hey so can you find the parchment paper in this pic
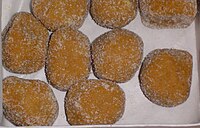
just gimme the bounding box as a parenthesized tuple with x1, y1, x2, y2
(1, 0, 200, 127)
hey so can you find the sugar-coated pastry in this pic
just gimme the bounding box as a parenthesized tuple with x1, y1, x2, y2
(139, 49, 192, 107)
(2, 12, 48, 74)
(90, 0, 137, 29)
(65, 79, 125, 125)
(139, 0, 197, 29)
(46, 27, 90, 91)
(3, 76, 58, 126)
(91, 29, 143, 83)
(32, 0, 88, 31)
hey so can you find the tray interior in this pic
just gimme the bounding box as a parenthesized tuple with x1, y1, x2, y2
(1, 0, 200, 126)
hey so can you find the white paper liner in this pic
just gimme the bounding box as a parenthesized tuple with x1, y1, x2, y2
(1, 0, 200, 127)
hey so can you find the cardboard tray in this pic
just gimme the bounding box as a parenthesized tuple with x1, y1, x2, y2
(1, 0, 200, 127)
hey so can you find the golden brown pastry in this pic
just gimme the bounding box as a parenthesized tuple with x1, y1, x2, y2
(31, 0, 88, 31)
(90, 0, 137, 29)
(3, 76, 58, 126)
(139, 49, 192, 107)
(139, 0, 197, 29)
(46, 27, 90, 91)
(2, 12, 48, 74)
(65, 79, 125, 125)
(91, 29, 143, 83)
